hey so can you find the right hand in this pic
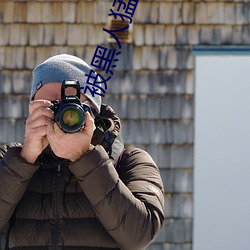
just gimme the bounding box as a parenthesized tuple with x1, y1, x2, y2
(20, 100, 54, 164)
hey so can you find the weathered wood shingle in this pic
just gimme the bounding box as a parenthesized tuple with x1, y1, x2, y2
(0, 24, 9, 45)
(14, 2, 27, 23)
(27, 2, 42, 23)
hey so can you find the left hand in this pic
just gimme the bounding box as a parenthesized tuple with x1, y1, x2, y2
(46, 112, 95, 162)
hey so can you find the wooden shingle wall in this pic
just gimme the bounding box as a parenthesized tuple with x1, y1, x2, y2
(0, 1, 249, 249)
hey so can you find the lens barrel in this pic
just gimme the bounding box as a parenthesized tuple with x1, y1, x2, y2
(55, 103, 85, 133)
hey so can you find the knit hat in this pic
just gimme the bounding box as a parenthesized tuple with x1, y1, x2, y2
(30, 54, 102, 113)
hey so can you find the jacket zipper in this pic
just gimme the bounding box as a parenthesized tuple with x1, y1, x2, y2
(52, 161, 62, 250)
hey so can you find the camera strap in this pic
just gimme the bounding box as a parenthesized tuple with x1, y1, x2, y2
(93, 111, 113, 160)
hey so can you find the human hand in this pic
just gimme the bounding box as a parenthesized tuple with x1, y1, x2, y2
(21, 100, 54, 164)
(46, 112, 95, 162)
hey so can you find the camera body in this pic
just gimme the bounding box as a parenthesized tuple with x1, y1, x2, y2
(50, 80, 92, 133)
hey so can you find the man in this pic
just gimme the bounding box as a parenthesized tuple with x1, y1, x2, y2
(0, 54, 164, 250)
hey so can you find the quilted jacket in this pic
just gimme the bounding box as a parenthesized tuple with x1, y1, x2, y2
(0, 104, 164, 250)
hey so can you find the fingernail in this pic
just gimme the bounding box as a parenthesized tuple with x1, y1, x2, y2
(44, 100, 51, 105)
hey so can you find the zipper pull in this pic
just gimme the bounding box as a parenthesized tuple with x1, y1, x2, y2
(57, 163, 61, 176)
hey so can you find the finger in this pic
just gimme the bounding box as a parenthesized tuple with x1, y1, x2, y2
(53, 122, 65, 137)
(26, 125, 48, 138)
(46, 121, 55, 138)
(29, 100, 52, 114)
(26, 115, 54, 129)
(47, 122, 65, 142)
(28, 106, 54, 123)
(83, 112, 95, 135)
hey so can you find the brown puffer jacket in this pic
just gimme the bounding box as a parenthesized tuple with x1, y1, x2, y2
(0, 104, 164, 250)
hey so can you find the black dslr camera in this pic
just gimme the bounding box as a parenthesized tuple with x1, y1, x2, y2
(50, 80, 92, 133)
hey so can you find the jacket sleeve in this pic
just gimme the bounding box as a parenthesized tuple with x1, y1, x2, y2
(0, 143, 39, 235)
(69, 145, 164, 250)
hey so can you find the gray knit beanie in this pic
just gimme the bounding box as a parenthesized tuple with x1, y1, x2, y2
(30, 54, 102, 113)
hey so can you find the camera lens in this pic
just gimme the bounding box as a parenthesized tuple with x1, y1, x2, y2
(55, 104, 85, 133)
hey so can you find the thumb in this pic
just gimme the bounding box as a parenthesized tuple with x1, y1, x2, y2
(46, 122, 55, 137)
(83, 112, 95, 136)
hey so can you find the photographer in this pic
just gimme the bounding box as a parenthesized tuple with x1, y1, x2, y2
(0, 54, 164, 250)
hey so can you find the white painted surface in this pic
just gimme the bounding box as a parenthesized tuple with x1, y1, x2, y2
(194, 55, 250, 250)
